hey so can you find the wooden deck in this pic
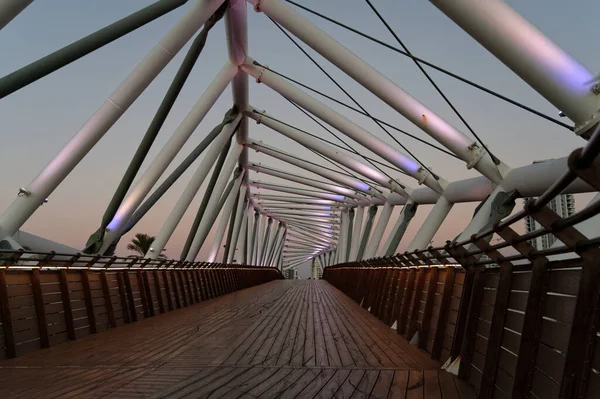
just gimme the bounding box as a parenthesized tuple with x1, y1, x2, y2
(0, 280, 474, 398)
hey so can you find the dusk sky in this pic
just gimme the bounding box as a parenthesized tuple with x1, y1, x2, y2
(1, 0, 598, 277)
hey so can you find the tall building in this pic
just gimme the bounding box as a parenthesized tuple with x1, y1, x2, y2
(524, 193, 575, 250)
(283, 267, 299, 280)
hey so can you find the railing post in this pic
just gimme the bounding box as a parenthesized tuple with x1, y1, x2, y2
(0, 270, 16, 358)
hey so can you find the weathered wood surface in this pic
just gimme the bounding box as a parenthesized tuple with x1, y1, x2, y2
(0, 280, 471, 398)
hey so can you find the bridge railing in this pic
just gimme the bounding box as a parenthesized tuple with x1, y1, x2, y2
(0, 259, 283, 360)
(324, 134, 600, 399)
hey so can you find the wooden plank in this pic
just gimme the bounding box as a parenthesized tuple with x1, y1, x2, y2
(419, 267, 439, 350)
(432, 266, 455, 360)
(184, 271, 195, 305)
(170, 270, 181, 309)
(406, 370, 424, 399)
(30, 270, 49, 349)
(80, 271, 97, 334)
(437, 371, 460, 399)
(398, 269, 416, 335)
(116, 271, 131, 324)
(122, 272, 137, 322)
(58, 270, 76, 340)
(161, 270, 174, 311)
(153, 270, 165, 314)
(458, 266, 486, 379)
(424, 370, 442, 399)
(407, 267, 427, 339)
(190, 270, 200, 304)
(142, 271, 155, 317)
(479, 263, 513, 397)
(0, 271, 16, 358)
(177, 272, 188, 307)
(512, 258, 549, 398)
(99, 271, 116, 328)
(559, 257, 599, 399)
(136, 271, 150, 318)
(451, 265, 476, 360)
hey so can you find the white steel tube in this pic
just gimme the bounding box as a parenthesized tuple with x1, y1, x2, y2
(381, 201, 416, 256)
(260, 210, 338, 218)
(270, 227, 287, 267)
(349, 206, 365, 261)
(363, 202, 394, 259)
(248, 211, 259, 264)
(268, 215, 339, 224)
(147, 114, 242, 258)
(247, 108, 410, 197)
(254, 214, 265, 265)
(246, 141, 378, 198)
(225, 0, 249, 166)
(258, 218, 273, 265)
(243, 63, 447, 191)
(207, 170, 245, 262)
(407, 196, 453, 251)
(244, 1, 505, 183)
(233, 204, 249, 263)
(248, 181, 350, 202)
(248, 163, 361, 198)
(338, 210, 348, 263)
(257, 203, 335, 211)
(185, 142, 244, 261)
(288, 231, 333, 247)
(102, 64, 237, 253)
(228, 186, 248, 262)
(265, 223, 282, 265)
(430, 0, 597, 135)
(0, 1, 227, 237)
(250, 194, 340, 205)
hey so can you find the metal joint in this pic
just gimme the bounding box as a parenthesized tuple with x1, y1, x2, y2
(17, 187, 31, 197)
(466, 142, 485, 170)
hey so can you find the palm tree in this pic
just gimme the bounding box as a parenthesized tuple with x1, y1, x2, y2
(127, 233, 166, 258)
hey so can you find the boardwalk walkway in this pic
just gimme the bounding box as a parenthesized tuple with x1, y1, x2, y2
(0, 280, 474, 398)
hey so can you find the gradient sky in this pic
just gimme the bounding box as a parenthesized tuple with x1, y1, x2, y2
(1, 0, 598, 277)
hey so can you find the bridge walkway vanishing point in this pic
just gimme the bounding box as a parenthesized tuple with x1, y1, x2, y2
(0, 279, 474, 398)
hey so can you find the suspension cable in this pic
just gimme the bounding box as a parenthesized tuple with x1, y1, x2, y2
(283, 101, 408, 176)
(253, 61, 459, 160)
(284, 0, 573, 131)
(270, 19, 439, 180)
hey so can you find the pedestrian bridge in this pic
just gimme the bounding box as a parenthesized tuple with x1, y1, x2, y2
(1, 0, 600, 398)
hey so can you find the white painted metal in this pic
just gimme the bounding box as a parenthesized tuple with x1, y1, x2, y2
(0, 0, 228, 238)
(101, 64, 237, 254)
(233, 204, 250, 263)
(146, 114, 242, 258)
(242, 61, 446, 192)
(245, 0, 507, 183)
(248, 180, 351, 202)
(407, 196, 453, 251)
(247, 163, 363, 199)
(381, 201, 416, 256)
(228, 186, 248, 262)
(348, 206, 365, 261)
(430, 0, 598, 135)
(250, 194, 342, 205)
(246, 141, 380, 199)
(185, 143, 244, 261)
(363, 202, 394, 259)
(246, 108, 410, 197)
(207, 170, 246, 262)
